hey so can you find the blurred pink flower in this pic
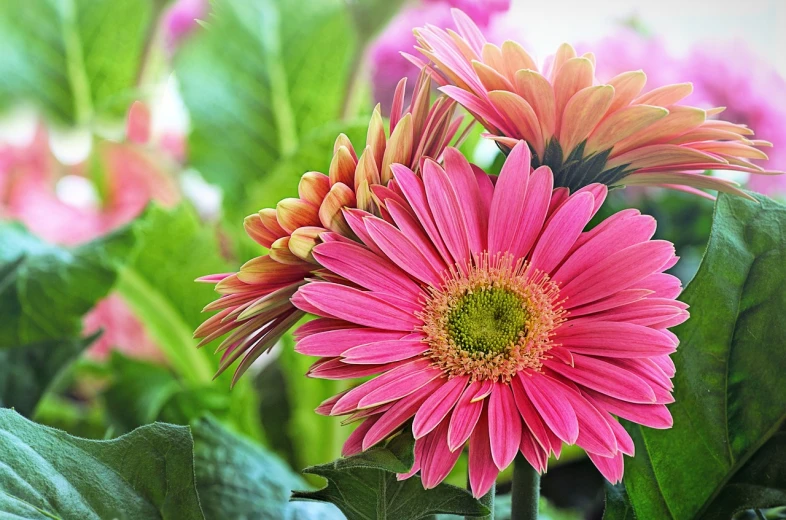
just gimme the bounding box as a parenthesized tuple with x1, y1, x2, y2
(162, 0, 208, 51)
(583, 30, 786, 196)
(0, 103, 179, 360)
(682, 43, 786, 196)
(370, 0, 511, 114)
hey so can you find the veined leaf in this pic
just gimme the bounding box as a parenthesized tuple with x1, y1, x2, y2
(293, 430, 490, 520)
(175, 0, 358, 202)
(605, 192, 786, 519)
(0, 222, 135, 415)
(0, 0, 154, 125)
(0, 409, 204, 520)
(192, 415, 343, 519)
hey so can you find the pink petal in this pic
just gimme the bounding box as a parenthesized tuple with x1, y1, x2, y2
(444, 148, 487, 253)
(312, 241, 421, 298)
(555, 212, 656, 284)
(651, 354, 676, 377)
(297, 282, 420, 330)
(519, 428, 549, 473)
(412, 375, 468, 439)
(418, 416, 463, 489)
(296, 328, 406, 357)
(390, 163, 453, 266)
(343, 208, 386, 257)
(386, 200, 448, 274)
(468, 406, 500, 498)
(488, 383, 522, 470)
(488, 141, 532, 257)
(423, 159, 471, 266)
(568, 289, 654, 318)
(309, 358, 401, 380)
(358, 366, 442, 409)
(519, 373, 579, 444)
(364, 214, 444, 286)
(529, 192, 595, 274)
(448, 381, 488, 451)
(606, 413, 635, 456)
(472, 164, 495, 215)
(559, 241, 676, 308)
(555, 321, 677, 358)
(363, 378, 443, 450)
(343, 416, 379, 456)
(508, 165, 554, 260)
(585, 390, 673, 429)
(510, 376, 553, 453)
(639, 273, 683, 299)
(588, 450, 625, 484)
(566, 389, 618, 457)
(294, 317, 351, 339)
(331, 359, 430, 415)
(545, 354, 657, 403)
(341, 337, 428, 364)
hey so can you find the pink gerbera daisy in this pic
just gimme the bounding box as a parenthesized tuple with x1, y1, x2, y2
(408, 9, 781, 198)
(292, 141, 686, 497)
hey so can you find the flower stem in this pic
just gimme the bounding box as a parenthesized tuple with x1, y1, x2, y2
(511, 454, 540, 520)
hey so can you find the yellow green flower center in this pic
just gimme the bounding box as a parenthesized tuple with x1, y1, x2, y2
(420, 254, 565, 383)
(446, 288, 529, 356)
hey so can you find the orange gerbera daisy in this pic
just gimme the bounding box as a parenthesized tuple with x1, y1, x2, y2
(408, 9, 781, 197)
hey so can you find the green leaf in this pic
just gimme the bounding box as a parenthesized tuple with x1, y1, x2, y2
(0, 0, 155, 125)
(0, 333, 98, 417)
(0, 408, 204, 520)
(115, 204, 265, 441)
(0, 222, 136, 348)
(192, 415, 342, 519)
(293, 430, 491, 520)
(175, 0, 358, 202)
(606, 192, 786, 519)
(0, 223, 135, 416)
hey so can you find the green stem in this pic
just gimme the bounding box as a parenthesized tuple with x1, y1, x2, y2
(511, 454, 539, 520)
(115, 266, 214, 384)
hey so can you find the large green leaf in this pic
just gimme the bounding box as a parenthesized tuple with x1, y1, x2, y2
(293, 430, 490, 520)
(192, 415, 342, 519)
(175, 0, 358, 202)
(0, 223, 135, 415)
(0, 408, 204, 520)
(115, 204, 264, 441)
(605, 192, 786, 519)
(0, 0, 155, 125)
(0, 333, 98, 417)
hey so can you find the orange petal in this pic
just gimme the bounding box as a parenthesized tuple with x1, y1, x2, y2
(259, 208, 287, 237)
(298, 171, 331, 206)
(354, 146, 381, 191)
(611, 106, 706, 157)
(481, 43, 505, 75)
(276, 198, 320, 234)
(290, 226, 329, 263)
(553, 57, 594, 135)
(691, 141, 769, 160)
(488, 90, 544, 157)
(329, 145, 358, 186)
(559, 85, 614, 154)
(381, 113, 414, 182)
(550, 43, 578, 81)
(634, 83, 693, 107)
(448, 29, 481, 62)
(501, 40, 537, 80)
(607, 144, 727, 171)
(606, 70, 647, 114)
(356, 179, 375, 213)
(472, 60, 515, 92)
(619, 171, 754, 200)
(236, 255, 312, 285)
(586, 105, 669, 154)
(366, 105, 387, 168)
(514, 69, 557, 141)
(244, 213, 278, 248)
(269, 236, 304, 265)
(667, 128, 747, 145)
(319, 182, 357, 235)
(701, 120, 755, 136)
(333, 133, 357, 160)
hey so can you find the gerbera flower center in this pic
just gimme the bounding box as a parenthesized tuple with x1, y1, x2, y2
(446, 288, 529, 356)
(420, 255, 565, 383)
